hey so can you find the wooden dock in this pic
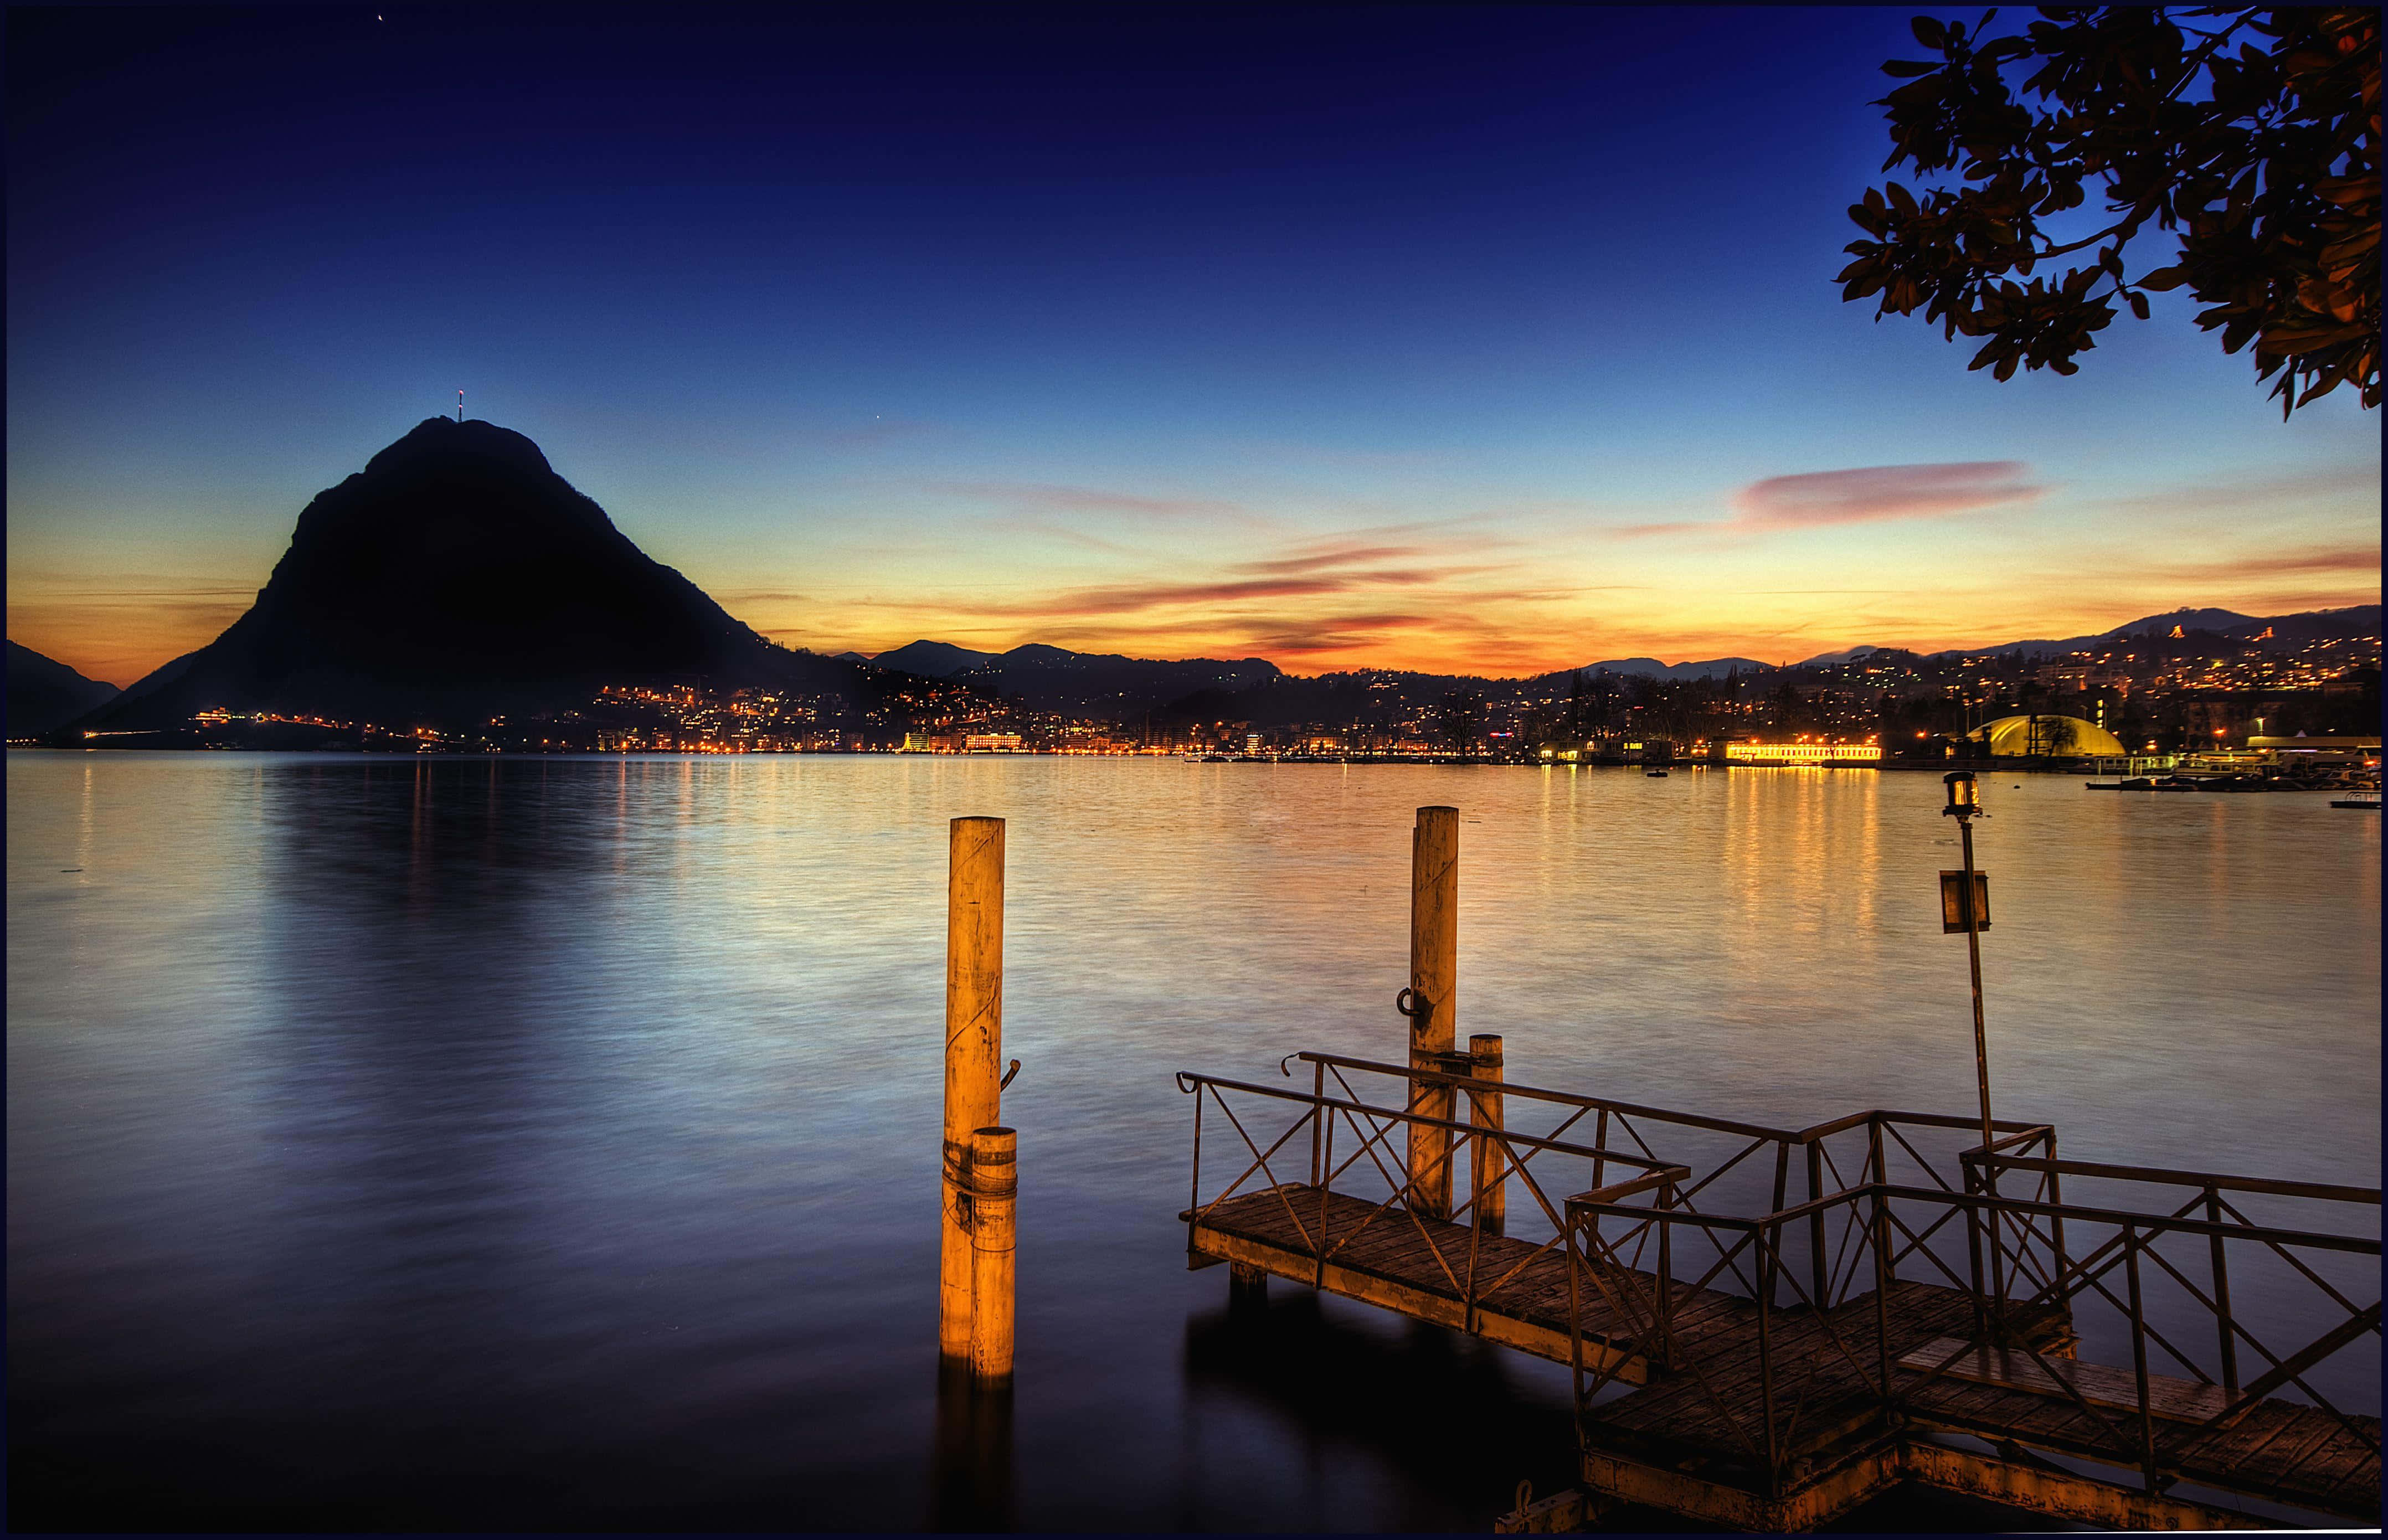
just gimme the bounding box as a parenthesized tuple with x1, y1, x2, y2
(1177, 1051, 2382, 1531)
(1192, 1183, 1735, 1379)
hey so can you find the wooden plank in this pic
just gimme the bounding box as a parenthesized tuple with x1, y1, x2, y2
(2318, 1442, 2385, 1506)
(2237, 1412, 2374, 1500)
(1897, 1335, 2231, 1423)
(1187, 1219, 1654, 1381)
(2168, 1397, 2304, 1470)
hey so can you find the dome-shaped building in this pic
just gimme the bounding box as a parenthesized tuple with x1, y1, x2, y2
(1970, 714, 2126, 758)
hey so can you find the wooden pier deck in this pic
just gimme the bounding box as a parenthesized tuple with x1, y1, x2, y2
(1198, 1183, 2379, 1528)
(1178, 1054, 2381, 1531)
(1191, 1184, 1730, 1379)
(1900, 1358, 2381, 1523)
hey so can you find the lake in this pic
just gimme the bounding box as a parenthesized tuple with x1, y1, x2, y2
(7, 752, 2379, 1529)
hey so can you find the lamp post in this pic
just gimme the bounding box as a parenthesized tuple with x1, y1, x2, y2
(1942, 771, 1993, 1153)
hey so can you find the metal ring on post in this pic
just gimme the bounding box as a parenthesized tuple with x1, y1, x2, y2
(1395, 986, 1422, 1019)
(1000, 1058, 1022, 1090)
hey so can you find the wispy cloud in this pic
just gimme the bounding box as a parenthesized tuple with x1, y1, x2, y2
(1612, 461, 2046, 539)
(1733, 461, 2045, 526)
(996, 570, 1443, 618)
(1238, 543, 1428, 575)
(712, 588, 812, 607)
(2031, 542, 2382, 594)
(5, 573, 263, 686)
(2101, 463, 2378, 516)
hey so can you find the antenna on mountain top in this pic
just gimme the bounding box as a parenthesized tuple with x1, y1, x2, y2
(457, 389, 465, 424)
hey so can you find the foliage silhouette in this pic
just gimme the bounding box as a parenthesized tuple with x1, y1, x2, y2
(1839, 7, 2379, 415)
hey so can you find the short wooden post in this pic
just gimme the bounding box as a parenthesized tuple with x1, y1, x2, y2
(1468, 1033, 1505, 1238)
(969, 1126, 1017, 1384)
(1407, 806, 1459, 1219)
(941, 817, 1005, 1368)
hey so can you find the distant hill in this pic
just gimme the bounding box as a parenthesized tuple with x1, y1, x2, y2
(2218, 604, 2379, 643)
(873, 639, 997, 678)
(7, 641, 120, 737)
(1581, 655, 1771, 681)
(1803, 605, 2379, 665)
(76, 418, 862, 734)
(954, 643, 1280, 715)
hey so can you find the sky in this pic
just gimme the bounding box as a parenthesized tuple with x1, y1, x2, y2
(7, 6, 2378, 687)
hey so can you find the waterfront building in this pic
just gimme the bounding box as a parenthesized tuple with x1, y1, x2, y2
(1968, 714, 2127, 758)
(1723, 740, 1882, 765)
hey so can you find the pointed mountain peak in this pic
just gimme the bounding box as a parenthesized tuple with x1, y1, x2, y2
(363, 416, 557, 481)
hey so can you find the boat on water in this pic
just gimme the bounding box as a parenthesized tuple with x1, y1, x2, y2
(2332, 794, 2381, 810)
(2195, 774, 2277, 792)
(1645, 769, 1669, 778)
(2086, 775, 2202, 792)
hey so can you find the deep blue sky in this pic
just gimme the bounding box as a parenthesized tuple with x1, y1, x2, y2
(9, 6, 2376, 683)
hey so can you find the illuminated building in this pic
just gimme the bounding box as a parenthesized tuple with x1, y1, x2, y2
(1969, 714, 2127, 757)
(1723, 741, 1882, 764)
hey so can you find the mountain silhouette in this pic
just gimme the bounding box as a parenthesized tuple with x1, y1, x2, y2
(1800, 604, 2379, 665)
(78, 419, 856, 732)
(1578, 655, 1769, 681)
(872, 639, 996, 678)
(7, 640, 121, 737)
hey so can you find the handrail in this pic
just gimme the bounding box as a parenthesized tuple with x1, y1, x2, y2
(1176, 1069, 1677, 1171)
(1792, 1107, 2054, 1145)
(1568, 1167, 1691, 1206)
(1568, 1180, 2381, 1256)
(1563, 1171, 2381, 1491)
(1968, 1151, 2383, 1208)
(1290, 1051, 1806, 1144)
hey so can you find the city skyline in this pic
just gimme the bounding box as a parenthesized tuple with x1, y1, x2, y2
(8, 7, 2379, 689)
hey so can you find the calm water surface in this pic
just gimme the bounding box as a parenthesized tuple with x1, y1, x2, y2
(8, 754, 2379, 1528)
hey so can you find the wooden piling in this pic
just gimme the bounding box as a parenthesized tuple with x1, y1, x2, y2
(1468, 1033, 1505, 1238)
(1408, 806, 1459, 1219)
(968, 1125, 1017, 1384)
(941, 816, 1005, 1366)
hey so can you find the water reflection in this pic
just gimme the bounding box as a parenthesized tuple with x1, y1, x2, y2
(1181, 1286, 1577, 1523)
(930, 1362, 1015, 1531)
(6, 753, 2376, 1530)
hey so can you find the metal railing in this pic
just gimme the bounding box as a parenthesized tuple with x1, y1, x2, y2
(1175, 1056, 2378, 1511)
(1175, 1057, 1675, 1334)
(1174, 1050, 1838, 1346)
(1563, 1145, 2380, 1503)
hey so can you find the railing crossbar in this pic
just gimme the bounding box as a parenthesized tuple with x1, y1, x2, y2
(2213, 1190, 2370, 1318)
(1209, 1089, 1319, 1251)
(1294, 1050, 1800, 1142)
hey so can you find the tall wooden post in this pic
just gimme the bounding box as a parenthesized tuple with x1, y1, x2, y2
(968, 1126, 1016, 1384)
(941, 817, 1004, 1367)
(1468, 1033, 1505, 1238)
(1407, 805, 1459, 1219)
